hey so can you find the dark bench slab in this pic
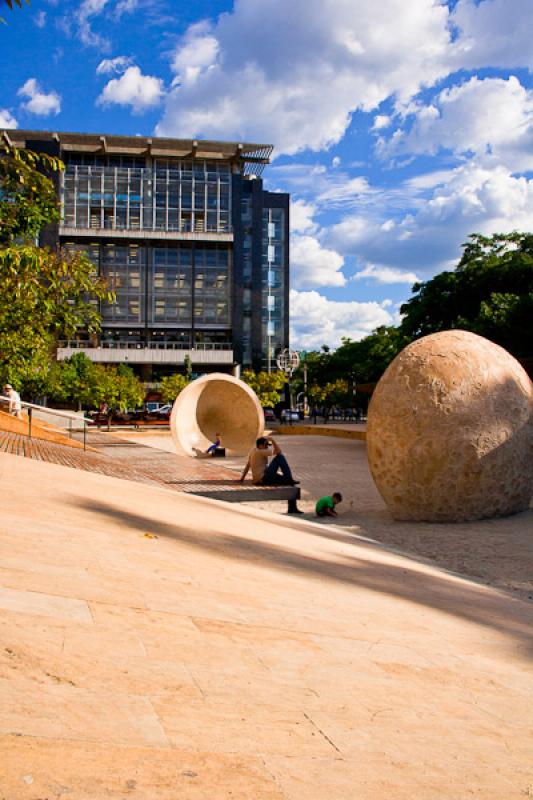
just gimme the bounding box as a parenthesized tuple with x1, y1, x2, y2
(164, 479, 300, 504)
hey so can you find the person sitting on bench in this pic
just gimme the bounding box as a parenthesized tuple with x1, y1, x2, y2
(239, 436, 303, 514)
(206, 432, 222, 455)
(240, 436, 298, 486)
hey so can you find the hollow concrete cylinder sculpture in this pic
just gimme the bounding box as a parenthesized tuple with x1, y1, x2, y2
(367, 330, 533, 522)
(170, 372, 264, 457)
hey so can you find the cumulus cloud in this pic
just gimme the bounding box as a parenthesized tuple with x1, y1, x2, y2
(352, 264, 420, 285)
(328, 162, 533, 277)
(171, 22, 220, 86)
(0, 109, 18, 129)
(452, 0, 533, 71)
(290, 289, 395, 349)
(97, 66, 164, 113)
(290, 199, 318, 234)
(291, 235, 346, 289)
(96, 55, 133, 75)
(17, 78, 61, 117)
(381, 75, 533, 172)
(156, 0, 453, 154)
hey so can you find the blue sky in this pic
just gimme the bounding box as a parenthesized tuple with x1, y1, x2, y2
(2, 0, 533, 349)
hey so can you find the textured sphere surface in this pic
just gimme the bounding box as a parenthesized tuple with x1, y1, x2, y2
(171, 373, 264, 456)
(367, 330, 533, 522)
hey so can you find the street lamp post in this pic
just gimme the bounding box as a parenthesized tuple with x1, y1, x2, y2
(276, 348, 300, 425)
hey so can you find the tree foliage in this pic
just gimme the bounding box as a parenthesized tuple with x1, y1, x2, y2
(53, 353, 101, 410)
(1, 0, 29, 23)
(43, 355, 144, 415)
(295, 327, 407, 394)
(308, 379, 350, 418)
(241, 370, 286, 408)
(159, 373, 190, 404)
(0, 142, 61, 245)
(96, 364, 144, 415)
(0, 143, 114, 391)
(400, 232, 533, 357)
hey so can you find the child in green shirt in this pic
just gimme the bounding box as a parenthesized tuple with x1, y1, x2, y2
(315, 492, 343, 517)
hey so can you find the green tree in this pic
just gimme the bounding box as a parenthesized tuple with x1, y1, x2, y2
(312, 379, 349, 421)
(0, 143, 113, 392)
(400, 232, 533, 357)
(160, 373, 190, 404)
(95, 365, 144, 427)
(329, 327, 408, 384)
(57, 353, 101, 411)
(0, 142, 60, 245)
(241, 370, 286, 407)
(183, 354, 193, 380)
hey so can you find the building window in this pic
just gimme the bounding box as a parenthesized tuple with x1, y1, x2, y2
(62, 159, 233, 234)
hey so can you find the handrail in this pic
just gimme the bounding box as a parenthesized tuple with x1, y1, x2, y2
(0, 396, 91, 423)
(0, 395, 92, 450)
(57, 340, 233, 352)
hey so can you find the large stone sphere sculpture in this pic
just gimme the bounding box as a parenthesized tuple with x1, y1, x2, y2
(367, 330, 533, 522)
(170, 372, 264, 457)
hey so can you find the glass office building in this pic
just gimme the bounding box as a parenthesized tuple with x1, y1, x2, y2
(3, 130, 290, 376)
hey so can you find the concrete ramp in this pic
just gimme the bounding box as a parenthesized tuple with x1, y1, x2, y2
(0, 452, 532, 798)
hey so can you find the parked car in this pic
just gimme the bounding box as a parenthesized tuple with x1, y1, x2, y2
(263, 408, 277, 423)
(280, 409, 300, 422)
(147, 403, 172, 420)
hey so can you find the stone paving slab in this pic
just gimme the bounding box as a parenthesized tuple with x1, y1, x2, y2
(1, 452, 532, 798)
(0, 429, 298, 503)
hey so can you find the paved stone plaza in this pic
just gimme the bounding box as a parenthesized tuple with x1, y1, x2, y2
(113, 430, 533, 600)
(0, 433, 532, 798)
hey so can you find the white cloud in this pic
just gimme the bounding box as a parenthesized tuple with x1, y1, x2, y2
(96, 55, 133, 75)
(291, 234, 346, 289)
(317, 176, 371, 206)
(75, 0, 110, 50)
(332, 156, 341, 168)
(171, 22, 220, 86)
(328, 162, 533, 277)
(97, 66, 164, 113)
(290, 199, 318, 234)
(115, 0, 139, 16)
(381, 76, 533, 172)
(17, 78, 61, 117)
(373, 114, 391, 130)
(353, 264, 420, 285)
(0, 109, 18, 129)
(33, 10, 46, 27)
(156, 0, 454, 154)
(290, 289, 395, 350)
(269, 162, 374, 211)
(451, 0, 533, 71)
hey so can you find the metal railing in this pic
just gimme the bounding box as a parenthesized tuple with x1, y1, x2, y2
(0, 396, 92, 450)
(58, 340, 233, 351)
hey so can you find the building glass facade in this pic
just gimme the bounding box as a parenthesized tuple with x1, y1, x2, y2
(63, 155, 232, 234)
(3, 130, 289, 375)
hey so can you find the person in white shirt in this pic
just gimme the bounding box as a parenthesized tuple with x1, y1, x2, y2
(3, 384, 22, 419)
